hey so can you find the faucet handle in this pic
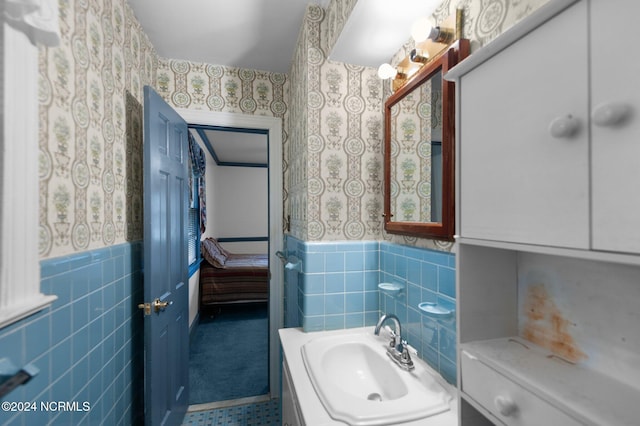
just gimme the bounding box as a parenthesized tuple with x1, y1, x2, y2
(402, 340, 417, 354)
(401, 340, 417, 358)
(388, 329, 398, 348)
(400, 340, 415, 368)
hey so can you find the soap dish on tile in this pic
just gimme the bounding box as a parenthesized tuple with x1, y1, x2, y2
(418, 302, 454, 319)
(378, 282, 404, 297)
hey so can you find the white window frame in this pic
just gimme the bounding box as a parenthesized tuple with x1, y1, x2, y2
(0, 20, 57, 329)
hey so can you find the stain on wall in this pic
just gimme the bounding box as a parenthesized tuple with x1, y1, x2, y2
(522, 283, 587, 363)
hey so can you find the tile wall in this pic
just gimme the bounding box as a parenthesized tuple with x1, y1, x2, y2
(284, 236, 457, 384)
(378, 242, 457, 384)
(290, 238, 381, 331)
(0, 242, 144, 425)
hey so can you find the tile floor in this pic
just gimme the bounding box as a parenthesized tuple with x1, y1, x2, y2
(181, 398, 281, 426)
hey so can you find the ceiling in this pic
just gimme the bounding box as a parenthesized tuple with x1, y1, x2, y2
(128, 0, 440, 162)
(128, 0, 440, 73)
(128, 0, 329, 74)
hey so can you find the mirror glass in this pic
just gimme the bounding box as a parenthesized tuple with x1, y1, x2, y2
(388, 69, 443, 224)
(383, 41, 469, 239)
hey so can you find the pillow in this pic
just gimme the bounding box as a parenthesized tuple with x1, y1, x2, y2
(210, 238, 230, 258)
(201, 238, 227, 268)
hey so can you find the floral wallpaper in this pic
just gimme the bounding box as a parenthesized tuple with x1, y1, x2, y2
(288, 0, 549, 250)
(154, 59, 288, 119)
(39, 0, 156, 259)
(288, 2, 385, 242)
(37, 0, 549, 259)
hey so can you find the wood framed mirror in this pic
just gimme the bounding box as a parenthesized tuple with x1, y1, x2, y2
(383, 40, 469, 239)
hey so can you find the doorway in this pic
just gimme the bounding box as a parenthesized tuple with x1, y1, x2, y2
(188, 125, 269, 405)
(177, 109, 284, 407)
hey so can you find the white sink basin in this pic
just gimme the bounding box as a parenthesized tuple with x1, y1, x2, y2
(301, 332, 452, 425)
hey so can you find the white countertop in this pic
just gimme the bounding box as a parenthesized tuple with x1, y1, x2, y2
(279, 326, 458, 426)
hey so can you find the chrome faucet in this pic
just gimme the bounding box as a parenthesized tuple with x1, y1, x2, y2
(374, 313, 414, 371)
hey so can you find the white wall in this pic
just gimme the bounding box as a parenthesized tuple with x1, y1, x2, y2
(188, 141, 269, 326)
(210, 165, 268, 253)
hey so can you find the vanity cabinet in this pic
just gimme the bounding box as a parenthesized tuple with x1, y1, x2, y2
(282, 358, 305, 426)
(446, 0, 640, 425)
(453, 0, 640, 254)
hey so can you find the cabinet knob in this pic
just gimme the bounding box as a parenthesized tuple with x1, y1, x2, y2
(494, 395, 518, 417)
(592, 102, 630, 127)
(549, 115, 580, 138)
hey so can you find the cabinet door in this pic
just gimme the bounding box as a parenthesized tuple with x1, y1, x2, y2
(282, 362, 303, 426)
(591, 0, 640, 254)
(459, 1, 590, 248)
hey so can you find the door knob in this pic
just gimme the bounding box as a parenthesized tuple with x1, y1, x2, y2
(153, 298, 172, 313)
(592, 102, 630, 127)
(138, 298, 173, 315)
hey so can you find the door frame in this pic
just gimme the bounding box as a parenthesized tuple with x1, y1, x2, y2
(176, 108, 283, 398)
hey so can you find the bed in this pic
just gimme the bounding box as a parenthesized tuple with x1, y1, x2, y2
(199, 238, 269, 309)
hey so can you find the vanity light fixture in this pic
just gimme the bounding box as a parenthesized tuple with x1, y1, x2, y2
(377, 63, 407, 80)
(411, 16, 455, 44)
(409, 49, 429, 64)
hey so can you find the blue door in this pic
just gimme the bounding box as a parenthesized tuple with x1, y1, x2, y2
(142, 86, 189, 425)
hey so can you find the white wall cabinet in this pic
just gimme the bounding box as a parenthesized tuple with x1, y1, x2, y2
(453, 0, 640, 254)
(447, 0, 640, 425)
(590, 0, 640, 254)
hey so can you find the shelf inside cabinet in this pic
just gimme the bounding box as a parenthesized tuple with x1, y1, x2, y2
(461, 337, 640, 426)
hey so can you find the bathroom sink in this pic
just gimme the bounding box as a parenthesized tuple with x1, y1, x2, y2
(301, 332, 452, 425)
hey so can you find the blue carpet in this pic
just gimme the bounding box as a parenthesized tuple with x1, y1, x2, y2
(189, 304, 269, 404)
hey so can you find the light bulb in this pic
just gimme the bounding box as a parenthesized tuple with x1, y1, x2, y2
(411, 17, 432, 42)
(377, 63, 398, 80)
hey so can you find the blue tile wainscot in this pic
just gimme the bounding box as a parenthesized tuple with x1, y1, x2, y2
(0, 242, 144, 426)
